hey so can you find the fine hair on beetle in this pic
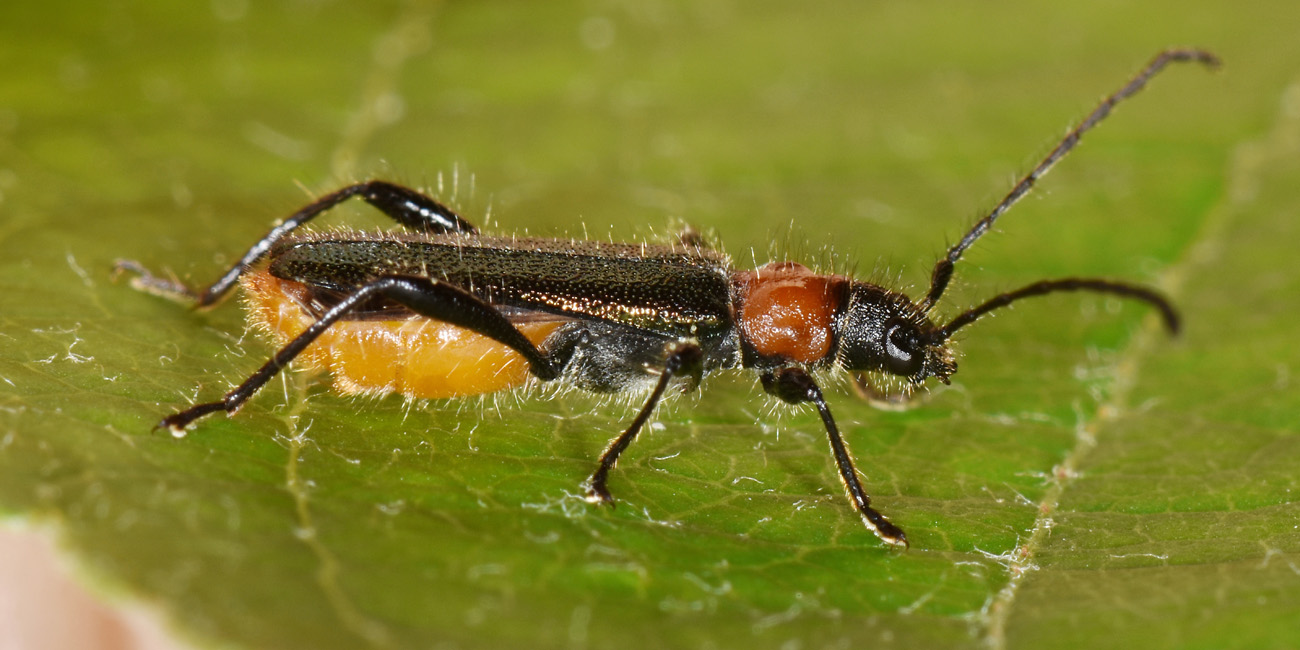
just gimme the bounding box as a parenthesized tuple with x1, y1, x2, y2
(117, 49, 1218, 549)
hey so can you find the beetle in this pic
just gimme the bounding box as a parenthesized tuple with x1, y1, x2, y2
(119, 49, 1216, 548)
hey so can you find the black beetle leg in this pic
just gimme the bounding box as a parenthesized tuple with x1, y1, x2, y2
(585, 341, 704, 506)
(159, 274, 558, 434)
(116, 180, 476, 308)
(762, 367, 908, 548)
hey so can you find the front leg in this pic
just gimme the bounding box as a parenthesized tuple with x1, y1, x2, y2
(762, 367, 908, 548)
(584, 340, 704, 506)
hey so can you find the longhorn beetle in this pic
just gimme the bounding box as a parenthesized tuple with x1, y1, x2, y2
(119, 49, 1216, 548)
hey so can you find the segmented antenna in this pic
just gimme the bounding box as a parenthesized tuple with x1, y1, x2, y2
(919, 48, 1220, 314)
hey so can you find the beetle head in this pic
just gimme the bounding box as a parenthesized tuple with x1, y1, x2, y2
(836, 283, 956, 385)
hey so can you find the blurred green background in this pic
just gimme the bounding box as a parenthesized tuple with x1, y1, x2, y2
(1, 1, 1297, 649)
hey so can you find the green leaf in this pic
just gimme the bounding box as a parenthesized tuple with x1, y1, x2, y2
(2, 2, 1297, 649)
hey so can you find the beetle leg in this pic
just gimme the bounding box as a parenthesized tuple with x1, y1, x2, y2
(158, 274, 558, 433)
(585, 340, 704, 506)
(116, 180, 475, 308)
(762, 367, 908, 547)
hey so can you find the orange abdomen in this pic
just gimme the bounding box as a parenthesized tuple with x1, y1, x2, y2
(242, 271, 564, 398)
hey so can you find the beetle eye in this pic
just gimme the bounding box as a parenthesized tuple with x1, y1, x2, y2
(883, 322, 922, 376)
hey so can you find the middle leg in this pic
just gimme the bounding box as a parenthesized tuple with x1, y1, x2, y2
(584, 340, 704, 506)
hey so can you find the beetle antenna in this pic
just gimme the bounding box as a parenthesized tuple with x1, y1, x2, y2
(939, 278, 1180, 339)
(918, 48, 1220, 314)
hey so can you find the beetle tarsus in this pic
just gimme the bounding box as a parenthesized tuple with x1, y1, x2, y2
(155, 401, 227, 435)
(870, 518, 909, 549)
(112, 259, 199, 304)
(583, 479, 616, 507)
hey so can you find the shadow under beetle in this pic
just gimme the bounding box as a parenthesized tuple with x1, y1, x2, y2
(119, 49, 1217, 548)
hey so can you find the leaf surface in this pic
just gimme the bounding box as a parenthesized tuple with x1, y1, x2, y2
(0, 2, 1296, 649)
